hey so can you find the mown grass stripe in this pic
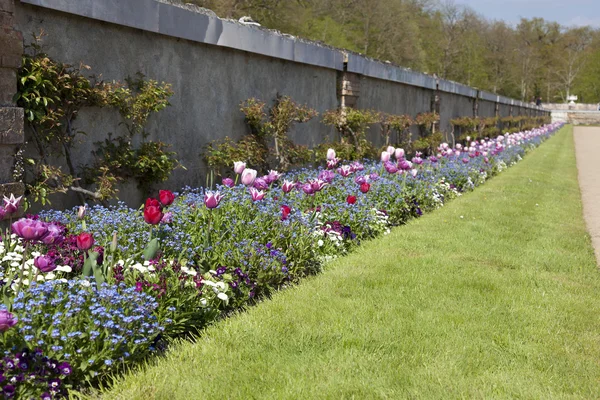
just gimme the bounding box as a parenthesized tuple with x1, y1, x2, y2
(102, 126, 600, 399)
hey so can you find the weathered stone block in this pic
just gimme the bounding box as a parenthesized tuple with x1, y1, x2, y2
(0, 28, 22, 58)
(0, 11, 13, 27)
(1, 54, 21, 68)
(0, 68, 16, 105)
(0, 0, 14, 14)
(0, 107, 23, 144)
(0, 145, 15, 182)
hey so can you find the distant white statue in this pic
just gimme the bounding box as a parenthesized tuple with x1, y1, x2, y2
(567, 95, 578, 105)
(239, 16, 260, 26)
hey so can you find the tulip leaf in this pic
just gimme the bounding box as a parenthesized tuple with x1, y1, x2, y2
(143, 238, 160, 261)
(82, 251, 100, 277)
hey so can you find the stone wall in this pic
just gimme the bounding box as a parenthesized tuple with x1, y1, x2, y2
(11, 0, 549, 210)
(0, 0, 24, 212)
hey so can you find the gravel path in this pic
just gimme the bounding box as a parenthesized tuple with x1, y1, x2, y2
(574, 126, 600, 264)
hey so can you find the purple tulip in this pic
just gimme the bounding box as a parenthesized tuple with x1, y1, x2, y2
(462, 157, 469, 164)
(429, 156, 439, 163)
(337, 165, 352, 177)
(34, 255, 56, 273)
(253, 177, 269, 190)
(241, 169, 257, 186)
(249, 187, 266, 202)
(351, 162, 364, 172)
(354, 175, 369, 185)
(204, 191, 224, 209)
(384, 161, 398, 174)
(233, 161, 246, 175)
(381, 151, 391, 163)
(309, 179, 328, 193)
(3, 194, 22, 215)
(266, 170, 281, 184)
(318, 170, 335, 184)
(302, 184, 315, 195)
(369, 172, 380, 181)
(11, 218, 48, 241)
(281, 180, 295, 193)
(411, 157, 423, 165)
(41, 223, 64, 245)
(222, 177, 234, 188)
(0, 310, 17, 332)
(327, 158, 340, 169)
(398, 160, 412, 171)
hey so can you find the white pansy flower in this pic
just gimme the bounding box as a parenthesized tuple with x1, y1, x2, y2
(217, 293, 228, 301)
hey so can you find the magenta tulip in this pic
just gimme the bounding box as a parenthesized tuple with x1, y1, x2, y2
(3, 194, 22, 215)
(204, 191, 224, 209)
(34, 255, 56, 273)
(11, 218, 48, 241)
(222, 177, 234, 188)
(281, 180, 295, 193)
(0, 310, 17, 332)
(249, 187, 266, 202)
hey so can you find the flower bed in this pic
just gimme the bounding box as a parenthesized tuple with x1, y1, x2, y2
(0, 123, 562, 398)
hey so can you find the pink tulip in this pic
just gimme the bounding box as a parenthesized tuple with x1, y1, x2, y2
(410, 169, 418, 177)
(381, 151, 391, 163)
(337, 165, 352, 177)
(249, 187, 266, 202)
(327, 158, 340, 169)
(386, 146, 395, 155)
(204, 190, 224, 209)
(395, 148, 405, 159)
(222, 177, 234, 187)
(309, 179, 328, 193)
(3, 194, 22, 215)
(281, 180, 295, 193)
(233, 161, 246, 175)
(241, 169, 257, 186)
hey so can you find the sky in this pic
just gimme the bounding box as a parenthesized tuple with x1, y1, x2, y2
(455, 0, 600, 28)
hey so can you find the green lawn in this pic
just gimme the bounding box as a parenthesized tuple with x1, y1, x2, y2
(100, 125, 600, 399)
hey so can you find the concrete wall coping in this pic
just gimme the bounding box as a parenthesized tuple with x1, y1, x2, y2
(19, 0, 544, 112)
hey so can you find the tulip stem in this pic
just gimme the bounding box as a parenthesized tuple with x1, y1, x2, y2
(15, 241, 29, 298)
(234, 175, 239, 186)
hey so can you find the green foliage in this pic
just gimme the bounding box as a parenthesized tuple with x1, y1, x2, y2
(322, 108, 378, 160)
(15, 37, 179, 204)
(204, 95, 317, 174)
(413, 112, 441, 155)
(14, 39, 107, 204)
(101, 73, 174, 138)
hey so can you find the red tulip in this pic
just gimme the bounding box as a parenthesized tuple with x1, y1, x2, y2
(144, 205, 163, 225)
(281, 205, 291, 220)
(346, 195, 357, 205)
(76, 232, 95, 251)
(360, 182, 370, 193)
(159, 190, 175, 206)
(145, 198, 161, 209)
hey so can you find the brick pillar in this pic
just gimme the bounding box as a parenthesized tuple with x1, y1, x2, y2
(0, 0, 25, 212)
(338, 72, 360, 109)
